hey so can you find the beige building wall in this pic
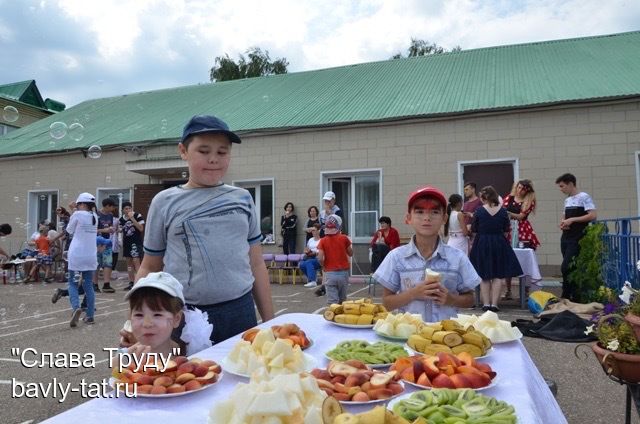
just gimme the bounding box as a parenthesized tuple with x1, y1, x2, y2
(0, 99, 53, 129)
(1, 99, 639, 276)
(229, 99, 640, 275)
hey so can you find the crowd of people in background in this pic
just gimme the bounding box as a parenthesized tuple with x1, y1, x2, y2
(0, 193, 147, 328)
(274, 172, 595, 311)
(0, 172, 597, 322)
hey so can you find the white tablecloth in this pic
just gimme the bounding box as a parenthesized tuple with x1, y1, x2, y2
(513, 248, 542, 284)
(43, 313, 566, 424)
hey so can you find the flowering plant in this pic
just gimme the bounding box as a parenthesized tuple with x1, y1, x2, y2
(585, 282, 640, 354)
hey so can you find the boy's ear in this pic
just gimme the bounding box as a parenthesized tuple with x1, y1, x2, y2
(178, 143, 188, 160)
(404, 212, 411, 225)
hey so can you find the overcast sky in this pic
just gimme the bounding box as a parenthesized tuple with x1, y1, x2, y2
(1, 0, 639, 107)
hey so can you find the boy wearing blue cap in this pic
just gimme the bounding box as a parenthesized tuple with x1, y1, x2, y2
(133, 115, 274, 344)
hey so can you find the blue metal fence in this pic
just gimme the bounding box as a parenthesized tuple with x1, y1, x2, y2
(597, 216, 640, 291)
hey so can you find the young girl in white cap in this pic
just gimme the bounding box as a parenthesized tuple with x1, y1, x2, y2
(67, 192, 98, 328)
(124, 272, 212, 356)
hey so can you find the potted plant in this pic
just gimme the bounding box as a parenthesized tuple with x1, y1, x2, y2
(568, 223, 605, 303)
(586, 292, 640, 383)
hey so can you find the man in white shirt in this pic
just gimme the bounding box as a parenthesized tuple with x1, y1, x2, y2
(556, 173, 597, 301)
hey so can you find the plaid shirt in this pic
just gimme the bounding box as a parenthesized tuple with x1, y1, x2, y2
(373, 236, 481, 322)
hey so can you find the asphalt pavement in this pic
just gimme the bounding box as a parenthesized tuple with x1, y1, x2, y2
(0, 276, 637, 424)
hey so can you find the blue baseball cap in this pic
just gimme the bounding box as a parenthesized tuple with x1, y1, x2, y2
(181, 115, 241, 144)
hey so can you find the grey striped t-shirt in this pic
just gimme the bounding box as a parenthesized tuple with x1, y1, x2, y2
(143, 183, 261, 305)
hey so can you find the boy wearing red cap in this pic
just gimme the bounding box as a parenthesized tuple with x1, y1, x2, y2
(373, 187, 481, 322)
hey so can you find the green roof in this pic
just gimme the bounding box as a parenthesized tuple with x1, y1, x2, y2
(0, 80, 46, 108)
(1, 31, 640, 157)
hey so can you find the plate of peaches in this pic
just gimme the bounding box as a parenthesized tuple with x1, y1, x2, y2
(111, 356, 223, 398)
(242, 323, 313, 350)
(310, 359, 405, 405)
(389, 352, 498, 391)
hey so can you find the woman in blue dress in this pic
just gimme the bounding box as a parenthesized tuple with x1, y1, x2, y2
(469, 186, 523, 312)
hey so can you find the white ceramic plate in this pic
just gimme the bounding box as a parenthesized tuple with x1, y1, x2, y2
(109, 373, 222, 398)
(402, 375, 499, 391)
(404, 344, 493, 359)
(339, 381, 405, 405)
(374, 330, 410, 342)
(328, 321, 375, 329)
(221, 353, 317, 378)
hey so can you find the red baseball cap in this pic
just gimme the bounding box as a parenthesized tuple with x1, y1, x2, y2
(407, 186, 447, 211)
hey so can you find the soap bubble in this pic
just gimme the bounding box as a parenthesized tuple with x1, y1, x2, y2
(0, 307, 6, 317)
(68, 122, 85, 141)
(3, 106, 19, 122)
(35, 181, 40, 187)
(13, 196, 19, 202)
(18, 304, 26, 313)
(87, 145, 102, 159)
(181, 171, 187, 178)
(33, 310, 41, 319)
(105, 175, 111, 183)
(62, 193, 68, 200)
(15, 217, 21, 224)
(49, 140, 56, 148)
(49, 122, 67, 139)
(39, 195, 46, 201)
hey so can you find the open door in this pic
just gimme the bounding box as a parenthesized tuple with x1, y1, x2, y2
(133, 184, 164, 222)
(461, 162, 515, 198)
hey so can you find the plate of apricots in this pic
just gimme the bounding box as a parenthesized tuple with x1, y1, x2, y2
(242, 323, 313, 350)
(111, 356, 223, 398)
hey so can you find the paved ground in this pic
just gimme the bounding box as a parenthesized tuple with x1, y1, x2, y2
(0, 276, 638, 424)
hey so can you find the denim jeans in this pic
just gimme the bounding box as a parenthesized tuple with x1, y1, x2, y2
(324, 270, 349, 305)
(299, 258, 321, 282)
(173, 290, 259, 345)
(68, 270, 95, 319)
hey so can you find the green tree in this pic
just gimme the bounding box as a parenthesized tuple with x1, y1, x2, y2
(210, 47, 289, 82)
(392, 38, 461, 59)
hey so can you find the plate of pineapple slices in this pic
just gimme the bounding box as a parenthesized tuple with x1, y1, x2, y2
(404, 319, 493, 359)
(323, 298, 388, 329)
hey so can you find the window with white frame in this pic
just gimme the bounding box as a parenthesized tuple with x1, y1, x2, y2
(233, 179, 275, 244)
(27, 191, 58, 237)
(323, 170, 382, 243)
